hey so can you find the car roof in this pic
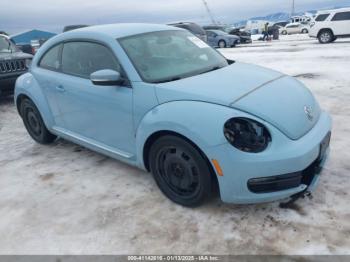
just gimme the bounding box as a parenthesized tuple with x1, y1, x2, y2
(67, 23, 180, 39)
(317, 7, 350, 14)
(0, 34, 9, 39)
(168, 22, 197, 25)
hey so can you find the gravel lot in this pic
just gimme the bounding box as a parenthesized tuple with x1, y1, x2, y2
(1, 34, 350, 255)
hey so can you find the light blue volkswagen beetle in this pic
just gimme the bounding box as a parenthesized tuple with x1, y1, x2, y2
(15, 24, 332, 207)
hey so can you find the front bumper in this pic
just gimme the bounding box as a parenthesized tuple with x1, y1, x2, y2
(206, 111, 332, 204)
(0, 74, 22, 96)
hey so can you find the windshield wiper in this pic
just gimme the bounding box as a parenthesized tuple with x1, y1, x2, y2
(153, 76, 182, 84)
(199, 66, 223, 75)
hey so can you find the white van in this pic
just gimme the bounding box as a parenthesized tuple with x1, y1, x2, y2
(309, 7, 350, 43)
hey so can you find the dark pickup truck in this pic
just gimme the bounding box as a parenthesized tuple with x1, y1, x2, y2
(0, 34, 33, 96)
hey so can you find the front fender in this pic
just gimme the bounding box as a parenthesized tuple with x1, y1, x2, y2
(135, 100, 254, 169)
(14, 72, 54, 129)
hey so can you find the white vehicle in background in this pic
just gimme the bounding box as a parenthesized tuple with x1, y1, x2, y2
(309, 7, 350, 44)
(279, 23, 310, 35)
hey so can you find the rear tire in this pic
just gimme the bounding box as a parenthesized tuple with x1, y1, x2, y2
(20, 98, 57, 144)
(302, 29, 308, 34)
(218, 40, 226, 48)
(281, 30, 287, 35)
(149, 135, 212, 207)
(318, 30, 334, 44)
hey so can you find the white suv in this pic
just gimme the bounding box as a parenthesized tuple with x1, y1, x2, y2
(309, 8, 350, 44)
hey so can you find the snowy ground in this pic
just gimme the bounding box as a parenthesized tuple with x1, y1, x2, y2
(1, 34, 350, 255)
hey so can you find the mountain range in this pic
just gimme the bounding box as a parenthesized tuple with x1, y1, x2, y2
(233, 4, 349, 27)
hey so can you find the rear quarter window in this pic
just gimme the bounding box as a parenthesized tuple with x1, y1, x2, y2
(39, 45, 61, 70)
(332, 11, 350, 21)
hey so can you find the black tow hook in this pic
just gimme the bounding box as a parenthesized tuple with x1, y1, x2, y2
(279, 190, 312, 209)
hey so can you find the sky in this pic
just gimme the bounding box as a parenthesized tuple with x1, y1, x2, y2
(1, 0, 349, 34)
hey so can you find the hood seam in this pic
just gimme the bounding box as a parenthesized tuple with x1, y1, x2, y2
(229, 74, 286, 106)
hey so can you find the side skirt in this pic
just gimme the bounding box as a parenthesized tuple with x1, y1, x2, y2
(52, 126, 137, 165)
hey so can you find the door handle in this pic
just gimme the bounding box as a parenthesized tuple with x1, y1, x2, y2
(56, 85, 66, 92)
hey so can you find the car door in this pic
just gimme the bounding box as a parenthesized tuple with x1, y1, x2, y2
(288, 25, 299, 34)
(54, 41, 135, 157)
(331, 11, 350, 35)
(34, 44, 66, 127)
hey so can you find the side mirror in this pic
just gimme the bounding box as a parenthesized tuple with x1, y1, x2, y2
(90, 69, 122, 86)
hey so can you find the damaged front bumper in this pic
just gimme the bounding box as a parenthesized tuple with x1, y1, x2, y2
(205, 111, 332, 204)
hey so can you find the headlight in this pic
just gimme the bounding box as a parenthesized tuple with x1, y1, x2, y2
(223, 118, 271, 153)
(310, 22, 315, 28)
(25, 58, 32, 69)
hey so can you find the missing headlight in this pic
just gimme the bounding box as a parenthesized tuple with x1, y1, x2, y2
(223, 118, 271, 153)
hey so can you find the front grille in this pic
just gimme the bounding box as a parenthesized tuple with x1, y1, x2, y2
(0, 60, 26, 74)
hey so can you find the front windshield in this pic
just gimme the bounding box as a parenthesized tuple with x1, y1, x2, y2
(0, 36, 17, 53)
(119, 30, 228, 83)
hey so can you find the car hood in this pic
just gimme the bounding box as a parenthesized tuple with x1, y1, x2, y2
(0, 51, 33, 60)
(226, 35, 240, 40)
(155, 62, 320, 140)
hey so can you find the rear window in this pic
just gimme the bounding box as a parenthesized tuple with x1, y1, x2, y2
(332, 11, 350, 21)
(315, 14, 330, 21)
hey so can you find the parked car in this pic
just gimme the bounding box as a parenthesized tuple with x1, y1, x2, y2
(309, 7, 350, 44)
(63, 25, 89, 32)
(272, 21, 289, 28)
(206, 30, 240, 48)
(204, 25, 252, 44)
(0, 34, 32, 96)
(167, 22, 207, 42)
(15, 43, 33, 55)
(30, 40, 41, 54)
(279, 23, 310, 35)
(226, 28, 252, 44)
(15, 24, 331, 207)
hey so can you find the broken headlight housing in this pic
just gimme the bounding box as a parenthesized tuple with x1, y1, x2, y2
(223, 118, 271, 153)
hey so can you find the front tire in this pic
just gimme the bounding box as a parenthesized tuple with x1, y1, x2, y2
(301, 29, 308, 34)
(20, 98, 57, 144)
(318, 30, 333, 44)
(281, 30, 287, 35)
(149, 135, 212, 207)
(218, 40, 226, 48)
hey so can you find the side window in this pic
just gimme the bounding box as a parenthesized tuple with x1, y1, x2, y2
(39, 44, 61, 70)
(315, 14, 330, 21)
(61, 41, 121, 78)
(332, 12, 350, 21)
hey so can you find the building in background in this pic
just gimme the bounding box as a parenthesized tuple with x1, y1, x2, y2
(10, 29, 56, 45)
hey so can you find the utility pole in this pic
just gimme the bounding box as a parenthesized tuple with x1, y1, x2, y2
(202, 0, 217, 25)
(291, 0, 295, 17)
